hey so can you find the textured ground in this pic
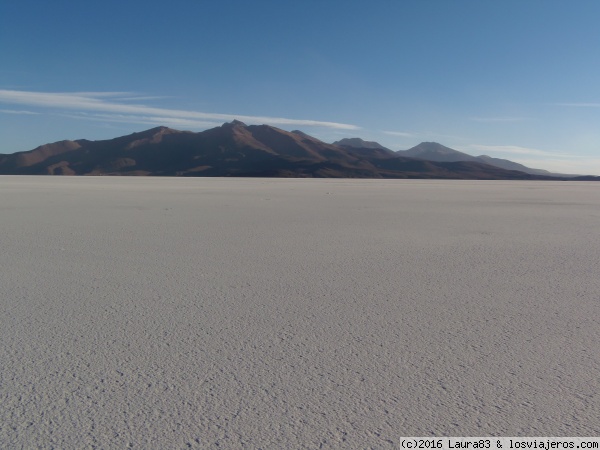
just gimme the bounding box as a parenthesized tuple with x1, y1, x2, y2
(1, 177, 599, 448)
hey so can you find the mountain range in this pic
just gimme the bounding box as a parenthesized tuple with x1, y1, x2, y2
(1, 121, 596, 180)
(335, 139, 574, 177)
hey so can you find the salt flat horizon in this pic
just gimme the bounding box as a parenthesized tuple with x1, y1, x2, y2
(1, 177, 599, 447)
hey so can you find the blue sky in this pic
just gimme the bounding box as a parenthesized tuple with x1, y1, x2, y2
(1, 0, 600, 174)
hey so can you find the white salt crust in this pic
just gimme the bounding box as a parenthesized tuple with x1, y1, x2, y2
(1, 177, 599, 448)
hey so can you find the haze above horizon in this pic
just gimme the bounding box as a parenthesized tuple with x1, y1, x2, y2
(1, 1, 600, 175)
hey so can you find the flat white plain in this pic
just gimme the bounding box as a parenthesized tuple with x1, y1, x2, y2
(1, 177, 599, 448)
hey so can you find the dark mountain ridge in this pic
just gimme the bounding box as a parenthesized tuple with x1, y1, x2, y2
(0, 122, 594, 179)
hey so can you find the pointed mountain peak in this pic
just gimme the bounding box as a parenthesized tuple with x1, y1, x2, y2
(152, 126, 180, 136)
(121, 126, 181, 150)
(291, 130, 310, 137)
(333, 137, 390, 151)
(399, 142, 478, 163)
(412, 142, 454, 152)
(290, 129, 326, 143)
(128, 126, 179, 139)
(222, 119, 247, 128)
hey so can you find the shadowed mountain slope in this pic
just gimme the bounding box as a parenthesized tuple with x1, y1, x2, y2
(0, 122, 579, 179)
(332, 138, 397, 159)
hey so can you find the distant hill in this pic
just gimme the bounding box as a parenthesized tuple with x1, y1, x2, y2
(475, 155, 560, 176)
(333, 138, 393, 151)
(398, 142, 478, 162)
(332, 138, 397, 159)
(398, 142, 576, 177)
(0, 122, 578, 179)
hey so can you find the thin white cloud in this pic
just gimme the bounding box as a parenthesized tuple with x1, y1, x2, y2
(117, 96, 171, 102)
(0, 89, 360, 130)
(59, 112, 222, 129)
(462, 144, 599, 175)
(382, 130, 413, 137)
(68, 91, 134, 97)
(467, 144, 573, 158)
(469, 117, 529, 122)
(512, 158, 600, 176)
(0, 109, 40, 115)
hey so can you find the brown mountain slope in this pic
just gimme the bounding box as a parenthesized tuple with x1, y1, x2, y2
(0, 122, 564, 179)
(0, 139, 84, 172)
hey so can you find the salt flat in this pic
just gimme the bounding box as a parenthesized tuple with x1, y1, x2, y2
(1, 177, 599, 448)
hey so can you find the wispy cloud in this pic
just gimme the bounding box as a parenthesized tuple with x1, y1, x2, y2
(511, 158, 600, 176)
(59, 112, 222, 129)
(383, 130, 413, 137)
(113, 96, 171, 102)
(0, 90, 360, 130)
(467, 144, 572, 158)
(469, 117, 529, 122)
(463, 144, 599, 174)
(0, 109, 40, 115)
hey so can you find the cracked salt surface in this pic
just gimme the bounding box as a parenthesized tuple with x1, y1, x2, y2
(1, 177, 599, 447)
